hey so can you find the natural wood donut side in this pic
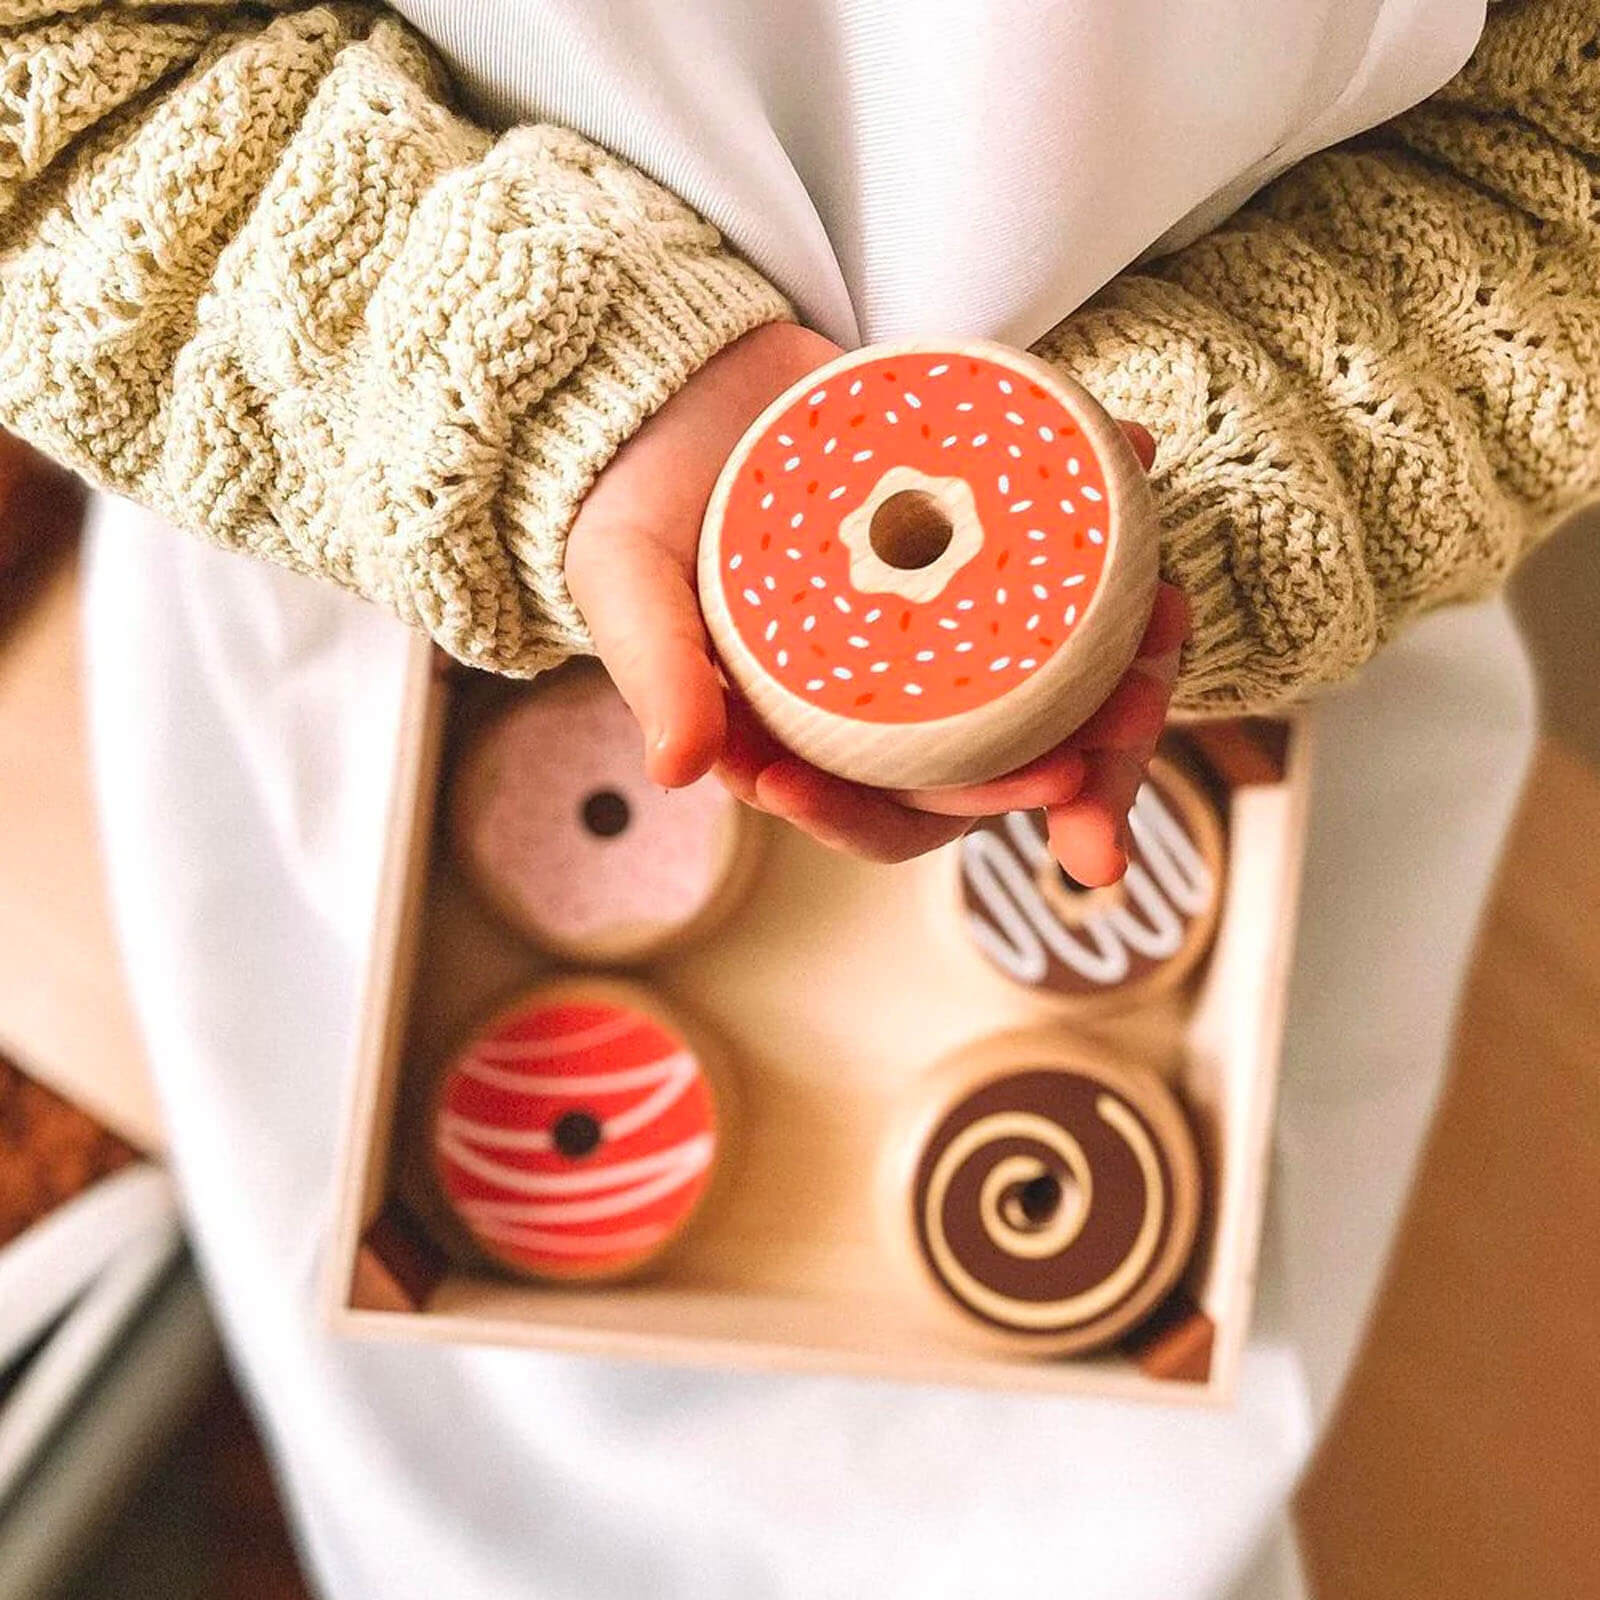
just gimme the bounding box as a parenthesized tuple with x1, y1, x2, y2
(699, 340, 1159, 790)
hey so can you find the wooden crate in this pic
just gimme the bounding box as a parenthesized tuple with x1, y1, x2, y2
(326, 638, 1312, 1401)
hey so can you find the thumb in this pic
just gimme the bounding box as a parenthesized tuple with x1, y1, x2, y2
(565, 526, 726, 789)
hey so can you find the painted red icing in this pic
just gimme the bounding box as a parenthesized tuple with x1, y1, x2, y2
(714, 349, 1113, 723)
(433, 995, 718, 1280)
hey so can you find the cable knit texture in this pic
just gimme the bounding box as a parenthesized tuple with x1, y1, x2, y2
(1, 0, 1597, 704)
(0, 3, 789, 673)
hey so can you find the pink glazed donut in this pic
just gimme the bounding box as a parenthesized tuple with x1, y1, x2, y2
(451, 667, 761, 964)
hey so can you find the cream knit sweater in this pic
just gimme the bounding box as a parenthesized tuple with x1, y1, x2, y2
(1, 0, 1596, 710)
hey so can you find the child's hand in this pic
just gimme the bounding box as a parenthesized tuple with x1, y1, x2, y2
(565, 326, 1183, 887)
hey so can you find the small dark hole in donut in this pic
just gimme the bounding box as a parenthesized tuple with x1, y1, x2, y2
(1017, 1173, 1063, 1226)
(1055, 864, 1091, 895)
(553, 1110, 602, 1159)
(869, 490, 954, 570)
(581, 789, 630, 838)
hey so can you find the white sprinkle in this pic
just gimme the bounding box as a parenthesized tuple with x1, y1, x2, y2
(1058, 498, 1076, 515)
(849, 378, 863, 396)
(810, 576, 827, 589)
(806, 678, 825, 691)
(956, 599, 975, 612)
(743, 588, 761, 607)
(973, 433, 989, 447)
(1028, 555, 1048, 567)
(865, 608, 883, 624)
(823, 437, 838, 455)
(904, 683, 924, 696)
(1009, 500, 1034, 513)
(790, 512, 804, 529)
(1067, 457, 1081, 476)
(1032, 584, 1048, 600)
(1027, 528, 1047, 542)
(829, 485, 848, 500)
(778, 434, 793, 446)
(852, 450, 873, 463)
(765, 620, 779, 641)
(998, 378, 1014, 394)
(1088, 527, 1105, 545)
(938, 618, 959, 630)
(1063, 573, 1086, 588)
(1038, 426, 1055, 443)
(785, 456, 801, 471)
(1005, 410, 1025, 426)
(904, 392, 922, 409)
(786, 547, 802, 560)
(956, 641, 975, 654)
(833, 666, 852, 680)
(807, 390, 827, 406)
(871, 661, 891, 674)
(956, 401, 975, 413)
(927, 363, 949, 376)
(1082, 485, 1103, 502)
(776, 649, 789, 667)
(1025, 613, 1040, 631)
(998, 474, 1010, 495)
(763, 575, 776, 591)
(1008, 444, 1023, 458)
(996, 587, 1008, 605)
(848, 635, 870, 648)
(803, 616, 817, 633)
(915, 649, 935, 662)
(729, 553, 743, 570)
(1020, 658, 1037, 670)
(833, 595, 852, 614)
(1064, 605, 1079, 626)
(942, 435, 958, 448)
(885, 411, 899, 426)
(990, 656, 1012, 671)
(760, 492, 774, 510)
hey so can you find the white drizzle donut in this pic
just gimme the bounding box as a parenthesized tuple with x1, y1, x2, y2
(959, 754, 1225, 1008)
(451, 666, 761, 964)
(431, 980, 729, 1282)
(699, 340, 1158, 789)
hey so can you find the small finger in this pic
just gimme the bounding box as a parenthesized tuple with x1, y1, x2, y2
(566, 534, 725, 788)
(755, 760, 971, 863)
(1046, 752, 1146, 886)
(893, 744, 1088, 817)
(1119, 420, 1157, 472)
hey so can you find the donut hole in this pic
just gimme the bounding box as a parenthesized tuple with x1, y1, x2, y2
(1016, 1172, 1065, 1228)
(1055, 864, 1091, 896)
(553, 1109, 602, 1159)
(869, 490, 954, 570)
(581, 788, 631, 839)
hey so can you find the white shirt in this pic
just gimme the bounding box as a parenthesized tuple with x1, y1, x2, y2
(84, 5, 1533, 1598)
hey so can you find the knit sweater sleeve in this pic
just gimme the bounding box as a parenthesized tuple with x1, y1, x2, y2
(1036, 0, 1600, 715)
(0, 3, 788, 675)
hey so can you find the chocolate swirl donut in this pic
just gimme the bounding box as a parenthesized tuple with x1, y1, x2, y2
(905, 1045, 1200, 1356)
(960, 754, 1224, 1007)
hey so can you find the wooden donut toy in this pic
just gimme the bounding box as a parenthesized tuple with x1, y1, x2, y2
(451, 665, 763, 965)
(430, 978, 732, 1283)
(886, 1033, 1201, 1357)
(698, 340, 1158, 790)
(958, 754, 1225, 1009)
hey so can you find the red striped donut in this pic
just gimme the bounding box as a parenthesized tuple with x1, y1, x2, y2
(700, 340, 1158, 790)
(432, 981, 728, 1282)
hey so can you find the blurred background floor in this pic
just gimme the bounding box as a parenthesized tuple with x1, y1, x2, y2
(3, 503, 1595, 1599)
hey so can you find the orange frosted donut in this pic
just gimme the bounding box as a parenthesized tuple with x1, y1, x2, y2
(700, 340, 1158, 790)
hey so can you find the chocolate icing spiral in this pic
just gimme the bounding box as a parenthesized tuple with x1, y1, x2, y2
(911, 1065, 1196, 1348)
